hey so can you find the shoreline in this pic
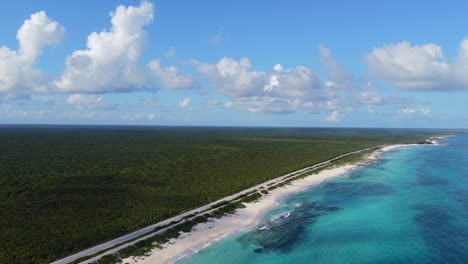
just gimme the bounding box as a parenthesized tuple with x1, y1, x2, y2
(121, 144, 418, 264)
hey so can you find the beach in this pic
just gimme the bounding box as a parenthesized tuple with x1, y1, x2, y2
(121, 144, 412, 264)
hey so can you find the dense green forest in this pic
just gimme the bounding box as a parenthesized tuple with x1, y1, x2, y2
(0, 126, 444, 263)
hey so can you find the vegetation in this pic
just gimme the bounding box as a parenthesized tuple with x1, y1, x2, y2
(86, 148, 388, 264)
(0, 125, 443, 263)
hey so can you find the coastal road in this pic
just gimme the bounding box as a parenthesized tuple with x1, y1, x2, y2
(52, 145, 384, 264)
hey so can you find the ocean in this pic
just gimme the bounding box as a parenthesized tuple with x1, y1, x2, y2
(178, 135, 468, 264)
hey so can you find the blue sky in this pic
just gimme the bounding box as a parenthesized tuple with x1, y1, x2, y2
(0, 0, 467, 128)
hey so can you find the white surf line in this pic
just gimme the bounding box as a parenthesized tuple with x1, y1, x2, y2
(53, 145, 389, 264)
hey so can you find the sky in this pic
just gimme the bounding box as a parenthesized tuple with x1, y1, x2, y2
(0, 0, 467, 128)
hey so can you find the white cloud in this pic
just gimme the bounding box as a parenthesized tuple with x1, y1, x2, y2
(194, 57, 265, 97)
(361, 91, 382, 104)
(0, 104, 50, 119)
(318, 44, 353, 88)
(326, 110, 341, 122)
(147, 112, 159, 120)
(326, 107, 352, 122)
(401, 108, 417, 116)
(195, 57, 324, 104)
(264, 64, 322, 99)
(121, 112, 158, 121)
(149, 59, 198, 89)
(0, 11, 65, 94)
(454, 37, 468, 87)
(398, 108, 431, 119)
(194, 56, 362, 118)
(54, 2, 154, 93)
(419, 108, 431, 115)
(223, 97, 305, 114)
(208, 99, 220, 106)
(178, 97, 192, 108)
(62, 111, 102, 120)
(365, 37, 468, 90)
(17, 11, 65, 58)
(67, 94, 111, 109)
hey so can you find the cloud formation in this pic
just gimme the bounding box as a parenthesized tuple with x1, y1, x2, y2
(264, 64, 322, 99)
(194, 56, 365, 118)
(365, 37, 468, 91)
(194, 57, 334, 114)
(2, 2, 461, 125)
(0, 11, 65, 94)
(194, 57, 265, 97)
(361, 91, 382, 105)
(327, 107, 352, 122)
(149, 59, 198, 89)
(178, 97, 192, 108)
(398, 107, 431, 119)
(54, 2, 154, 93)
(67, 94, 113, 109)
(319, 45, 354, 89)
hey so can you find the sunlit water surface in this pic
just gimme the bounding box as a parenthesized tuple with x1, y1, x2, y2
(179, 135, 468, 264)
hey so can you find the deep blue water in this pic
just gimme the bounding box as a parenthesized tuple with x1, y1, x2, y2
(179, 135, 468, 264)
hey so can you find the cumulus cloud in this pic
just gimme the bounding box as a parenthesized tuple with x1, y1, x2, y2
(398, 107, 431, 119)
(54, 2, 154, 93)
(194, 57, 265, 97)
(0, 11, 65, 94)
(365, 37, 468, 90)
(194, 57, 326, 112)
(454, 37, 468, 87)
(17, 12, 65, 58)
(178, 97, 192, 108)
(147, 112, 159, 120)
(318, 44, 353, 89)
(419, 108, 431, 115)
(195, 57, 321, 98)
(326, 107, 352, 122)
(66, 94, 113, 109)
(61, 111, 107, 120)
(223, 97, 309, 114)
(149, 59, 198, 89)
(264, 64, 322, 99)
(0, 104, 50, 119)
(361, 91, 382, 105)
(121, 112, 158, 121)
(326, 110, 341, 122)
(195, 56, 366, 118)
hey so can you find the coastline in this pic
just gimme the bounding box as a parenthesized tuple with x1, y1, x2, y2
(121, 144, 417, 264)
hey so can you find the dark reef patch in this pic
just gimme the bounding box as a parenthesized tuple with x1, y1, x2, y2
(454, 190, 468, 211)
(320, 181, 394, 199)
(415, 166, 449, 186)
(239, 202, 340, 254)
(417, 173, 449, 186)
(412, 204, 468, 263)
(346, 171, 363, 180)
(347, 164, 385, 180)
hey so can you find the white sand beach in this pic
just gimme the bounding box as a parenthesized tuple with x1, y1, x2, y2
(381, 144, 418, 152)
(120, 144, 411, 264)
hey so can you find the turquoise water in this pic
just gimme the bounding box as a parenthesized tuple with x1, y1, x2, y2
(179, 135, 468, 264)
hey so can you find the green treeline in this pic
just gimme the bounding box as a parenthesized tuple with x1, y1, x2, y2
(0, 126, 438, 263)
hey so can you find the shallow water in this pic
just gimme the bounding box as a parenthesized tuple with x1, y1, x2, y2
(179, 135, 468, 264)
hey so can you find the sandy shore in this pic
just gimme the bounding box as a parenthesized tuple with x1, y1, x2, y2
(120, 144, 411, 264)
(381, 144, 418, 152)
